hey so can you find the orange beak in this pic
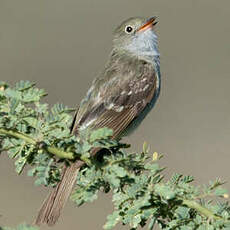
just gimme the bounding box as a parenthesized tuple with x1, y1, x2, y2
(137, 17, 157, 33)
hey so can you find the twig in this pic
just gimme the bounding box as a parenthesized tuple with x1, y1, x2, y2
(0, 128, 74, 160)
(183, 199, 222, 221)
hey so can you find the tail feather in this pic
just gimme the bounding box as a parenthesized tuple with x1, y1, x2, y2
(35, 162, 81, 226)
(35, 146, 99, 226)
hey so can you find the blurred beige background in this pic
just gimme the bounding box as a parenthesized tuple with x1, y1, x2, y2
(0, 0, 229, 229)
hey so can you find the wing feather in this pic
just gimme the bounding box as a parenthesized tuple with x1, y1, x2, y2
(72, 52, 157, 139)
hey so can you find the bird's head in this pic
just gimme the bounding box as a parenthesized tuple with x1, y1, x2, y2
(113, 17, 159, 58)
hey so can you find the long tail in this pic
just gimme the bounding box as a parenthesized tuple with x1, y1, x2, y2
(35, 161, 82, 226)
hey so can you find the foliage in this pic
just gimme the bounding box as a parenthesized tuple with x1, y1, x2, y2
(74, 148, 230, 230)
(0, 224, 38, 230)
(1, 81, 230, 229)
(0, 80, 75, 186)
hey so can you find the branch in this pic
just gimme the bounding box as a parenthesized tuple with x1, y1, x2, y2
(183, 199, 222, 221)
(0, 128, 36, 145)
(0, 128, 74, 159)
(1, 81, 230, 229)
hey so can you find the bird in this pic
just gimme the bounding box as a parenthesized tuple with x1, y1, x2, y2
(35, 16, 161, 226)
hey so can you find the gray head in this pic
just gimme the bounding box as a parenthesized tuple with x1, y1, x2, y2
(113, 17, 159, 58)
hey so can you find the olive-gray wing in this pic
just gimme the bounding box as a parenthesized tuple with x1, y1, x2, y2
(72, 64, 157, 139)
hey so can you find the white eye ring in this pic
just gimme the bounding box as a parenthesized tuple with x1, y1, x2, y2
(125, 25, 133, 34)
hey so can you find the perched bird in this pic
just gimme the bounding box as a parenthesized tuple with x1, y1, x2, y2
(35, 16, 161, 226)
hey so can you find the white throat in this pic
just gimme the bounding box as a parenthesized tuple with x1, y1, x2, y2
(125, 29, 159, 59)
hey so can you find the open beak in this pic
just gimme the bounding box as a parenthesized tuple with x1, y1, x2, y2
(137, 17, 158, 33)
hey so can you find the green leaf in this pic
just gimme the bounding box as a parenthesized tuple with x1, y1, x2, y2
(22, 88, 47, 103)
(23, 117, 38, 129)
(182, 175, 194, 183)
(104, 211, 120, 229)
(175, 206, 190, 219)
(5, 88, 21, 100)
(215, 187, 228, 197)
(15, 157, 27, 174)
(51, 103, 73, 114)
(1, 223, 38, 230)
(15, 80, 35, 91)
(132, 214, 142, 228)
(9, 98, 20, 115)
(148, 217, 156, 230)
(90, 127, 113, 142)
(154, 184, 176, 200)
(110, 165, 127, 177)
(105, 173, 120, 188)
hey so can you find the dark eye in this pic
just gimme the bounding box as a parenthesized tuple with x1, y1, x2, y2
(125, 25, 133, 34)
